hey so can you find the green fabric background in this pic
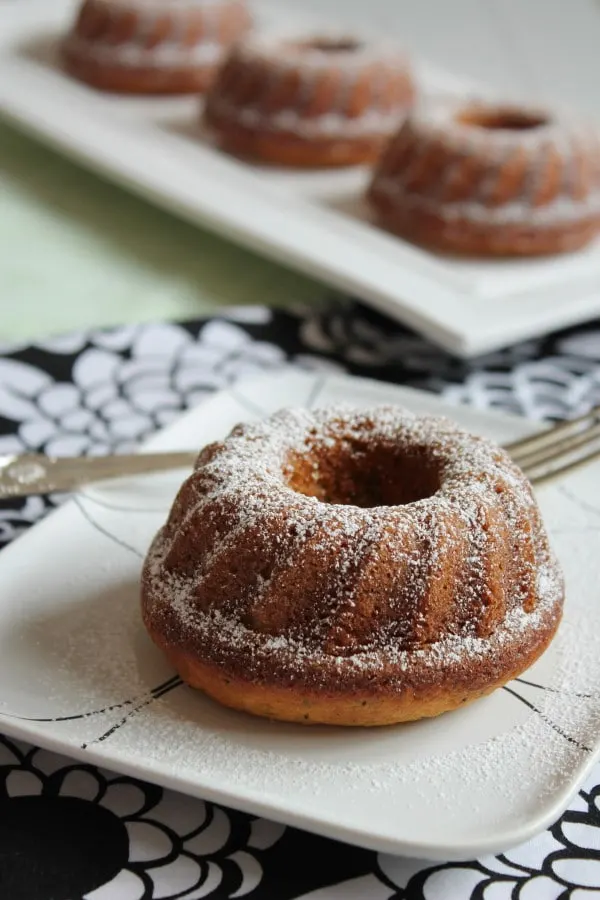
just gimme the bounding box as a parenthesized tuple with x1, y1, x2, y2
(0, 122, 330, 342)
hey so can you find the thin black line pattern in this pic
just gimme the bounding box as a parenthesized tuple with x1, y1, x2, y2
(547, 485, 600, 534)
(0, 675, 181, 725)
(74, 495, 144, 559)
(0, 674, 184, 749)
(5, 308, 600, 898)
(558, 484, 600, 520)
(63, 385, 600, 759)
(68, 384, 323, 749)
(80, 677, 183, 750)
(73, 526, 594, 753)
(73, 377, 330, 536)
(77, 490, 169, 514)
(223, 388, 599, 762)
(516, 676, 596, 701)
(505, 485, 600, 754)
(74, 409, 598, 756)
(502, 685, 591, 753)
(61, 387, 283, 748)
(54, 500, 185, 747)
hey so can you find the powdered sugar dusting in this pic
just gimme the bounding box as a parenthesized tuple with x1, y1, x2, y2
(65, 35, 225, 69)
(235, 32, 409, 72)
(206, 100, 407, 139)
(66, 0, 247, 71)
(112, 606, 597, 837)
(371, 99, 600, 228)
(205, 37, 412, 141)
(372, 177, 600, 226)
(142, 405, 563, 693)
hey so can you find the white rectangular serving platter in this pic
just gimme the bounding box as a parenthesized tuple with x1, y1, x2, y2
(3, 0, 600, 357)
(0, 368, 599, 860)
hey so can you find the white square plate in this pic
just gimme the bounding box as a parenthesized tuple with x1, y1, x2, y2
(0, 369, 599, 861)
(2, 1, 600, 357)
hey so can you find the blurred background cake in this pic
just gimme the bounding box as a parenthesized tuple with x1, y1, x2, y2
(63, 0, 252, 93)
(369, 100, 600, 255)
(204, 33, 415, 166)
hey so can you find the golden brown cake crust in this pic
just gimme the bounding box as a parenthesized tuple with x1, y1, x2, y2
(204, 36, 414, 167)
(141, 406, 564, 726)
(203, 119, 388, 168)
(62, 57, 217, 94)
(63, 0, 251, 94)
(368, 102, 600, 256)
(146, 613, 560, 726)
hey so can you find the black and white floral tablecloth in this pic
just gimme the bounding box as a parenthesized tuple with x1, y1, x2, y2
(1, 300, 600, 900)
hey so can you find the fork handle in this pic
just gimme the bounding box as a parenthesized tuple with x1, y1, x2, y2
(0, 452, 198, 498)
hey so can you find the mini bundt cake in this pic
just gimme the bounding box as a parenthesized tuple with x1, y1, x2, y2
(141, 406, 563, 727)
(368, 101, 600, 256)
(204, 35, 415, 166)
(63, 0, 251, 94)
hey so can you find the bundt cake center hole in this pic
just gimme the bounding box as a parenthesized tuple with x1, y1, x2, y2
(285, 443, 440, 508)
(457, 107, 549, 131)
(299, 37, 362, 53)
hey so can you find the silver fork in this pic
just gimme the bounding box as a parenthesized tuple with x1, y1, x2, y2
(506, 406, 600, 485)
(0, 451, 198, 498)
(1, 408, 600, 499)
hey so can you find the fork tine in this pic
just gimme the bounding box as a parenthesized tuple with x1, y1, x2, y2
(524, 440, 600, 486)
(512, 419, 600, 470)
(506, 406, 600, 461)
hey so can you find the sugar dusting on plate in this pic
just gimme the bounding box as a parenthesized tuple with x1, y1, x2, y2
(105, 600, 598, 836)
